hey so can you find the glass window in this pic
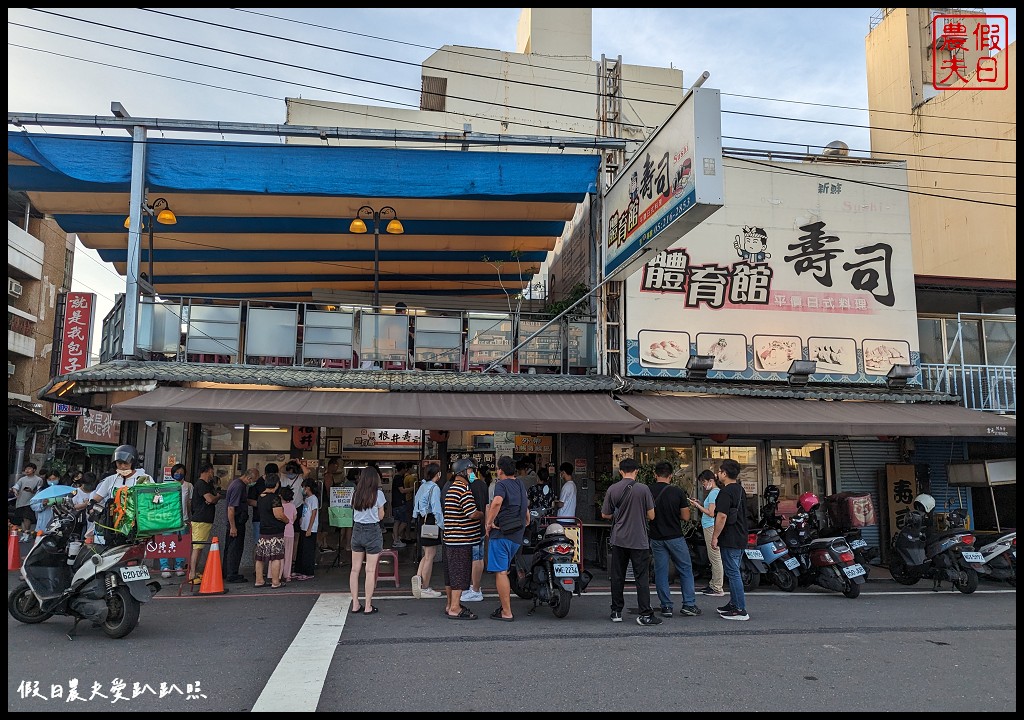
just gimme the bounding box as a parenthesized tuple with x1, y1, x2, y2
(917, 317, 945, 365)
(769, 442, 828, 501)
(359, 313, 410, 363)
(635, 444, 695, 494)
(467, 314, 513, 367)
(698, 444, 761, 498)
(945, 318, 983, 365)
(983, 319, 1016, 366)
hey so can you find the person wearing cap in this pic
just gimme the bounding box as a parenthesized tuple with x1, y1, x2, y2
(442, 458, 484, 619)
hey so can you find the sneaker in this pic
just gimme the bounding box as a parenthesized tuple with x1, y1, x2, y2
(717, 602, 738, 614)
(20, 533, 30, 543)
(637, 613, 663, 626)
(610, 610, 623, 622)
(421, 588, 443, 598)
(175, 570, 186, 577)
(411, 574, 423, 599)
(702, 587, 726, 597)
(720, 609, 750, 621)
(461, 588, 484, 602)
(659, 606, 673, 618)
(161, 571, 173, 579)
(680, 605, 702, 617)
(392, 541, 407, 549)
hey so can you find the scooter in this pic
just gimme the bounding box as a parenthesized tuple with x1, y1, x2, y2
(508, 511, 590, 618)
(741, 531, 771, 591)
(888, 494, 984, 594)
(974, 531, 1016, 586)
(8, 494, 161, 639)
(783, 511, 865, 598)
(756, 493, 800, 592)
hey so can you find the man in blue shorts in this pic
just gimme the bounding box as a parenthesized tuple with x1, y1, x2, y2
(484, 455, 529, 621)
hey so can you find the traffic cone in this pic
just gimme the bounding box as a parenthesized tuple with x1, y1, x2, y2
(198, 536, 228, 595)
(8, 526, 21, 572)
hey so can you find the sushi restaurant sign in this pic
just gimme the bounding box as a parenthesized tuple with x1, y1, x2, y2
(342, 428, 422, 450)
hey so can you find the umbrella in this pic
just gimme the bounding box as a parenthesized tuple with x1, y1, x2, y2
(30, 484, 77, 510)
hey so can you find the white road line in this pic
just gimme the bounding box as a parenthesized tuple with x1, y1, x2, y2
(252, 593, 351, 712)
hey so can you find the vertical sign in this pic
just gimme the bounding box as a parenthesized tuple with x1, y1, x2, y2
(292, 426, 319, 452)
(884, 464, 919, 534)
(58, 292, 95, 374)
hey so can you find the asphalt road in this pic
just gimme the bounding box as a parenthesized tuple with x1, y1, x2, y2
(7, 572, 1016, 713)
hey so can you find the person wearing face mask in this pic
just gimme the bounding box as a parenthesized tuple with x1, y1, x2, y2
(89, 444, 153, 545)
(223, 467, 259, 584)
(158, 463, 191, 578)
(29, 469, 63, 536)
(282, 460, 308, 535)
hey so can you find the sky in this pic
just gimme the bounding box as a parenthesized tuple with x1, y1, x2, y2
(7, 7, 1017, 362)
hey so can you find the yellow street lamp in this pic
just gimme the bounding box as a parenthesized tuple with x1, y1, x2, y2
(349, 205, 404, 310)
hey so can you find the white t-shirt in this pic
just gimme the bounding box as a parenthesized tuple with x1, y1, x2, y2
(93, 468, 152, 504)
(353, 489, 386, 525)
(300, 494, 320, 533)
(282, 474, 306, 509)
(558, 478, 578, 519)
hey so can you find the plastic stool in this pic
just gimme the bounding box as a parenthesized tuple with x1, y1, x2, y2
(375, 549, 401, 588)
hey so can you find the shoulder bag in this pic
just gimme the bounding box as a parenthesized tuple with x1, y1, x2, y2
(419, 485, 440, 539)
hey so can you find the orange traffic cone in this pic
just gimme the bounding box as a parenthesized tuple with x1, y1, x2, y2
(198, 536, 227, 595)
(8, 526, 22, 571)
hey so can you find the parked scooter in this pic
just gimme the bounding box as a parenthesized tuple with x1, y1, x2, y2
(783, 494, 865, 598)
(509, 511, 590, 618)
(888, 493, 984, 594)
(753, 486, 800, 592)
(813, 492, 879, 578)
(974, 531, 1016, 587)
(741, 530, 771, 591)
(8, 493, 161, 639)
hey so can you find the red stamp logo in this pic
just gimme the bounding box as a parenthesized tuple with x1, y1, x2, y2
(932, 14, 1008, 90)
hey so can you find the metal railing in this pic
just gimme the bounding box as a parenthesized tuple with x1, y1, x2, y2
(920, 363, 1017, 414)
(100, 295, 598, 376)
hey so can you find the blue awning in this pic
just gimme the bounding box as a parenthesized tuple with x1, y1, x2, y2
(9, 131, 601, 299)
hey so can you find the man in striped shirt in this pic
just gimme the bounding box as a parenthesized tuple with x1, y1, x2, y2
(442, 458, 484, 620)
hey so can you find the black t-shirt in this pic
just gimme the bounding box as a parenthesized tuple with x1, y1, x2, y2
(248, 477, 266, 525)
(192, 477, 218, 524)
(469, 476, 489, 537)
(258, 492, 286, 535)
(391, 476, 407, 508)
(715, 482, 749, 549)
(649, 483, 689, 540)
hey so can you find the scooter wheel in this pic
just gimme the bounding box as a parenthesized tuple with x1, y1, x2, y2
(955, 567, 979, 595)
(740, 564, 757, 592)
(772, 567, 798, 593)
(842, 579, 861, 599)
(552, 587, 572, 618)
(888, 555, 921, 586)
(8, 583, 53, 624)
(102, 586, 141, 638)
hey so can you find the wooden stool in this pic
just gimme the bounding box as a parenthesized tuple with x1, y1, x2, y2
(375, 549, 401, 588)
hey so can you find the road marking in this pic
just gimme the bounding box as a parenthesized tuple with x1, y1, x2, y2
(252, 593, 351, 712)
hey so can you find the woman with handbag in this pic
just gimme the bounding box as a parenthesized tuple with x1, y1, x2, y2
(410, 463, 444, 599)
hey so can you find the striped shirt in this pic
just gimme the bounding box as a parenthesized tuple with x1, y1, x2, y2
(442, 479, 481, 546)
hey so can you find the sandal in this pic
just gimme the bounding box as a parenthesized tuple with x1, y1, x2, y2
(446, 607, 478, 620)
(351, 605, 363, 613)
(270, 583, 284, 589)
(363, 606, 379, 615)
(489, 607, 514, 622)
(254, 582, 267, 588)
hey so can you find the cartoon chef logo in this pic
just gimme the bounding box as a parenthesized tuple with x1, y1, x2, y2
(734, 226, 771, 263)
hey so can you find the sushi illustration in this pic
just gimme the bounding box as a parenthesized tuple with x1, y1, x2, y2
(648, 339, 686, 361)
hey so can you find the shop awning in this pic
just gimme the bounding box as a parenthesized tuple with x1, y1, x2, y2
(73, 441, 116, 456)
(110, 387, 645, 435)
(621, 395, 1015, 438)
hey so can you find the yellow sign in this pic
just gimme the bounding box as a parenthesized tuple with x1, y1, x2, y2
(515, 435, 552, 454)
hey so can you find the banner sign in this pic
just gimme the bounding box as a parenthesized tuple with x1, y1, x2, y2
(58, 292, 95, 375)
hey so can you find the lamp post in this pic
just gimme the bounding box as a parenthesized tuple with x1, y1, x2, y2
(349, 205, 403, 311)
(124, 195, 177, 294)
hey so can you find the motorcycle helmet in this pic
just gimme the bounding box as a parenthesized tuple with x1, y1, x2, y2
(912, 493, 936, 513)
(797, 492, 820, 513)
(452, 457, 477, 478)
(544, 522, 566, 537)
(764, 485, 780, 504)
(112, 444, 138, 467)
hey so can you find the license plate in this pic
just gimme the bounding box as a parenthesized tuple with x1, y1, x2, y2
(842, 563, 865, 578)
(119, 565, 151, 582)
(960, 551, 984, 564)
(553, 563, 579, 578)
(744, 549, 764, 560)
(784, 556, 799, 570)
(850, 539, 867, 549)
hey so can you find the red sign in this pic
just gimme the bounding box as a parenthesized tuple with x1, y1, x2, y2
(145, 533, 190, 559)
(292, 426, 319, 452)
(932, 14, 1008, 91)
(58, 292, 95, 375)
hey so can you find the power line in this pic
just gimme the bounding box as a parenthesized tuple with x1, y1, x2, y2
(723, 137, 1017, 167)
(726, 156, 1017, 208)
(18, 9, 1017, 144)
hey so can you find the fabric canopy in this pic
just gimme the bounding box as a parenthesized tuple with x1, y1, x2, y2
(8, 131, 601, 299)
(111, 387, 645, 435)
(73, 441, 116, 456)
(621, 394, 1015, 437)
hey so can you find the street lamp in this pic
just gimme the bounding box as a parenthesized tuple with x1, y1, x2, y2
(349, 205, 404, 310)
(124, 196, 177, 292)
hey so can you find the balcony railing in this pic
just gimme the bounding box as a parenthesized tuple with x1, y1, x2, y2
(100, 296, 598, 376)
(920, 363, 1016, 414)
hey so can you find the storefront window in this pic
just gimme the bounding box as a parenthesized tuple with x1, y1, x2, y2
(769, 442, 828, 501)
(159, 422, 187, 480)
(199, 423, 247, 482)
(635, 444, 695, 494)
(699, 444, 761, 498)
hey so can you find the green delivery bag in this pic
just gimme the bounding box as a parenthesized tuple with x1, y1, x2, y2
(112, 481, 187, 538)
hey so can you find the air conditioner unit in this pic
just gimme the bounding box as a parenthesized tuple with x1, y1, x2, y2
(8, 278, 24, 298)
(7, 361, 15, 376)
